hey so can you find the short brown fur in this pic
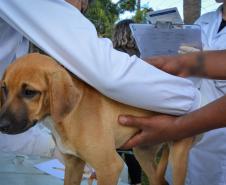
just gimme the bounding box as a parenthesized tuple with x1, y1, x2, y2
(0, 53, 194, 185)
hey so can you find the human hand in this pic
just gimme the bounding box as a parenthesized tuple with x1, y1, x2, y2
(118, 114, 180, 149)
(144, 55, 191, 77)
(178, 46, 200, 54)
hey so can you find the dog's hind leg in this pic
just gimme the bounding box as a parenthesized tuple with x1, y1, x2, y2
(169, 137, 194, 185)
(133, 146, 168, 185)
(155, 145, 170, 184)
(63, 154, 85, 185)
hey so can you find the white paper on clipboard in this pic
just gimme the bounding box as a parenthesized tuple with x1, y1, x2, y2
(130, 23, 202, 58)
(146, 7, 183, 24)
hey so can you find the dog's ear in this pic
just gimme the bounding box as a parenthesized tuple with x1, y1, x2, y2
(47, 69, 81, 123)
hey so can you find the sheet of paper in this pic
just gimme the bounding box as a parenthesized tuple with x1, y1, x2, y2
(130, 24, 202, 58)
(35, 159, 65, 179)
(146, 7, 183, 24)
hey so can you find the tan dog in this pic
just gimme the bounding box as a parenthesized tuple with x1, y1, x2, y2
(0, 53, 193, 185)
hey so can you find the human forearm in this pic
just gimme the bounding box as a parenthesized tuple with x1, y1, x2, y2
(146, 50, 226, 80)
(181, 50, 226, 79)
(175, 95, 226, 139)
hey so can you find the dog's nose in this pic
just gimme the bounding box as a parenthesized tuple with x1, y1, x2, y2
(0, 119, 11, 133)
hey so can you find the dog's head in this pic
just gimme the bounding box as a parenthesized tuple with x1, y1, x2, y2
(0, 53, 80, 134)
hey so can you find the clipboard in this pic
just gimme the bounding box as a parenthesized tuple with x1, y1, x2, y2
(130, 22, 202, 58)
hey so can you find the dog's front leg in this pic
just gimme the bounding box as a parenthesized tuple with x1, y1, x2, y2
(63, 154, 85, 185)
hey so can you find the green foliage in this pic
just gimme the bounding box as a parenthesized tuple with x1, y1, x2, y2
(142, 171, 149, 185)
(117, 0, 136, 13)
(117, 0, 150, 23)
(85, 0, 152, 37)
(133, 8, 152, 23)
(85, 0, 119, 38)
(133, 9, 144, 23)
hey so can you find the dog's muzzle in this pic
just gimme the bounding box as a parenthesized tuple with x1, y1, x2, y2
(0, 118, 11, 133)
(0, 118, 37, 134)
(0, 107, 36, 135)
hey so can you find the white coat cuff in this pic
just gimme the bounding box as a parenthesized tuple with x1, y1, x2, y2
(188, 89, 201, 112)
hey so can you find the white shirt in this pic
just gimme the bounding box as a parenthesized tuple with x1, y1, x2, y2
(0, 0, 201, 115)
(0, 125, 55, 157)
(187, 6, 226, 185)
(0, 18, 29, 78)
(166, 5, 226, 185)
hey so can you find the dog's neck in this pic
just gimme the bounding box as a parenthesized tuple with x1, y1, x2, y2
(42, 116, 80, 156)
(42, 116, 55, 131)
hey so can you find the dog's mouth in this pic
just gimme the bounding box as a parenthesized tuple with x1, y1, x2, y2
(0, 120, 38, 135)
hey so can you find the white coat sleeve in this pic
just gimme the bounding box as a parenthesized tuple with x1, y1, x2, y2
(0, 0, 201, 115)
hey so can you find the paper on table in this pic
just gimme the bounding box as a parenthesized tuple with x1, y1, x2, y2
(35, 159, 65, 179)
(34, 159, 95, 180)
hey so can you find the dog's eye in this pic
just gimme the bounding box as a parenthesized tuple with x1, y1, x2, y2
(22, 89, 40, 99)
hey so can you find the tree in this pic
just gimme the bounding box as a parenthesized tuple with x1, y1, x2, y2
(117, 0, 149, 23)
(85, 0, 119, 38)
(85, 0, 149, 37)
(117, 0, 142, 13)
(183, 0, 201, 24)
(117, 0, 136, 13)
(137, 0, 141, 11)
(133, 8, 151, 23)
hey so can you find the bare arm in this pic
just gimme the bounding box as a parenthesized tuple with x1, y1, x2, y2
(119, 94, 226, 148)
(145, 50, 226, 79)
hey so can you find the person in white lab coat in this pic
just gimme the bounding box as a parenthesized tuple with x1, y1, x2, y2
(181, 1, 226, 184)
(0, 0, 201, 156)
(119, 0, 226, 184)
(185, 1, 226, 184)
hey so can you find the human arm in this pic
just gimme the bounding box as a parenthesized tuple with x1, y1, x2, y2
(0, 0, 200, 115)
(145, 50, 226, 79)
(119, 94, 226, 148)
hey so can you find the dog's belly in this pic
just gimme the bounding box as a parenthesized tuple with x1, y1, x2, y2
(43, 117, 80, 157)
(113, 125, 138, 148)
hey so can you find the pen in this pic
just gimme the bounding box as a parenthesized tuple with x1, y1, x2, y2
(52, 167, 65, 171)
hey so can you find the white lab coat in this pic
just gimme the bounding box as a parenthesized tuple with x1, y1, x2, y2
(0, 18, 29, 77)
(0, 0, 201, 116)
(166, 5, 226, 185)
(0, 125, 55, 157)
